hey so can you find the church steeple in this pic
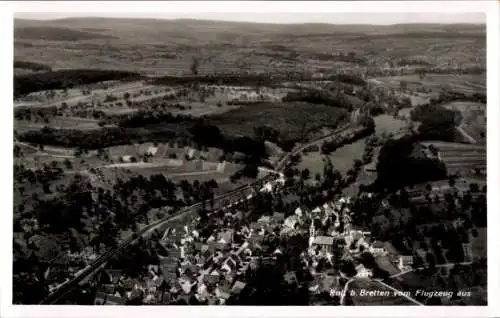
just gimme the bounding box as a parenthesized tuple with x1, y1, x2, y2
(309, 219, 315, 238)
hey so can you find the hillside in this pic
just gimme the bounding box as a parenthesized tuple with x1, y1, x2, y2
(14, 18, 486, 75)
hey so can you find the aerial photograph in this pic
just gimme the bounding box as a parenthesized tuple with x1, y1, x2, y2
(12, 9, 487, 306)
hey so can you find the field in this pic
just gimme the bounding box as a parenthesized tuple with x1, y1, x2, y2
(374, 114, 408, 136)
(16, 117, 102, 133)
(14, 19, 485, 77)
(441, 101, 486, 144)
(297, 114, 404, 180)
(373, 73, 486, 95)
(421, 141, 486, 176)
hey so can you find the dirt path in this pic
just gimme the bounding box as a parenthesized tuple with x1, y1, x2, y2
(456, 125, 477, 144)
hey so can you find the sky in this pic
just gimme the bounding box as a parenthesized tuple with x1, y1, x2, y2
(14, 12, 486, 25)
(11, 2, 486, 25)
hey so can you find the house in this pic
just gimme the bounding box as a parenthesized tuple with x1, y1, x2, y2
(294, 207, 304, 217)
(272, 212, 285, 223)
(249, 222, 263, 231)
(121, 278, 139, 291)
(178, 277, 196, 294)
(203, 274, 221, 286)
(248, 234, 265, 248)
(208, 241, 227, 252)
(186, 148, 197, 160)
(215, 285, 231, 301)
(217, 230, 234, 245)
(221, 256, 239, 273)
(355, 264, 373, 278)
(312, 236, 335, 254)
(257, 215, 271, 224)
(121, 155, 132, 163)
(94, 292, 125, 305)
(196, 282, 209, 300)
(462, 243, 473, 262)
(101, 269, 123, 285)
(147, 146, 158, 156)
(369, 241, 386, 255)
(347, 230, 364, 244)
(231, 281, 246, 295)
(398, 255, 414, 271)
(283, 271, 298, 286)
(160, 267, 178, 285)
(284, 215, 299, 229)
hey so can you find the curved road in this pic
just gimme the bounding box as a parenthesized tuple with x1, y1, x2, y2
(40, 122, 358, 304)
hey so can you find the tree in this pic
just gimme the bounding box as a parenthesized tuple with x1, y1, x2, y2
(353, 159, 363, 170)
(301, 168, 310, 180)
(190, 57, 200, 75)
(14, 145, 22, 158)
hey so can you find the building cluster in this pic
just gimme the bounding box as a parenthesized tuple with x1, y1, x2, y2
(92, 190, 415, 305)
(93, 206, 289, 305)
(279, 196, 415, 303)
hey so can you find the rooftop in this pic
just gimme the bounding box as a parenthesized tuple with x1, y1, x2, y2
(313, 236, 334, 246)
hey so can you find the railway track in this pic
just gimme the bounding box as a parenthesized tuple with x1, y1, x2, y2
(40, 122, 357, 304)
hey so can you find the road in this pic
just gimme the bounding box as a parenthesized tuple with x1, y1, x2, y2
(38, 180, 267, 304)
(340, 277, 355, 305)
(390, 261, 473, 279)
(376, 280, 425, 306)
(14, 82, 153, 109)
(456, 125, 477, 144)
(40, 122, 358, 304)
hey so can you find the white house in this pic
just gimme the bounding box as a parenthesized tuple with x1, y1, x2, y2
(462, 243, 473, 262)
(370, 241, 386, 256)
(398, 255, 414, 271)
(284, 215, 299, 229)
(312, 236, 335, 254)
(147, 146, 158, 156)
(295, 207, 303, 218)
(355, 264, 373, 278)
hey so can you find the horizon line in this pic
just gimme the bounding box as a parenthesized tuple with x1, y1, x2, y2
(13, 16, 486, 26)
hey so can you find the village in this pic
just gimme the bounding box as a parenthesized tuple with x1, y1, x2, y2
(88, 185, 419, 306)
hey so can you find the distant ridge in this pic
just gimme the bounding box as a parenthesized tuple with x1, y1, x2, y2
(14, 17, 486, 27)
(14, 17, 485, 38)
(14, 26, 116, 41)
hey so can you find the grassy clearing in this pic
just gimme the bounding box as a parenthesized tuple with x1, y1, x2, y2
(374, 114, 408, 136)
(374, 73, 485, 95)
(298, 137, 366, 176)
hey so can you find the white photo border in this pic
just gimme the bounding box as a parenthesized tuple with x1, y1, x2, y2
(1, 1, 498, 317)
